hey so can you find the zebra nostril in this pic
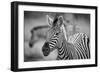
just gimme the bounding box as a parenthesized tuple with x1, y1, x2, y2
(45, 48, 49, 52)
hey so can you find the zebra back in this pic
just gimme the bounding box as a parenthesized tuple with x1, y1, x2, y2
(68, 33, 90, 59)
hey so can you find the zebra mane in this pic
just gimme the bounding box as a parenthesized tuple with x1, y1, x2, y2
(61, 24, 68, 42)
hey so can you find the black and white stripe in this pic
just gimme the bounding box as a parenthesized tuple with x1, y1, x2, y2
(49, 37, 59, 49)
(42, 15, 90, 60)
(56, 33, 90, 60)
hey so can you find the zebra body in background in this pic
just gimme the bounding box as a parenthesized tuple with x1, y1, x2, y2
(56, 32, 90, 60)
(42, 15, 90, 60)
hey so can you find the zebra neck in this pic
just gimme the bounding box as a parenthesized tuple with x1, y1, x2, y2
(61, 24, 68, 42)
(57, 41, 69, 60)
(57, 38, 78, 60)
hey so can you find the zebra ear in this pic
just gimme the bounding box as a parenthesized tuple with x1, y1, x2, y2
(46, 15, 53, 27)
(57, 16, 64, 27)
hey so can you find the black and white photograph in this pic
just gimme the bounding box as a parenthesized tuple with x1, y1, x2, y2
(11, 2, 97, 71)
(24, 11, 90, 62)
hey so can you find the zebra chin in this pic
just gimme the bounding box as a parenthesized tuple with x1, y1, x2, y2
(42, 42, 50, 56)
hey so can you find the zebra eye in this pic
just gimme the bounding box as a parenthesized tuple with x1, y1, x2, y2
(55, 32, 59, 35)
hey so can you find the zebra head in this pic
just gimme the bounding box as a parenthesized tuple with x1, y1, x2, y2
(42, 15, 65, 56)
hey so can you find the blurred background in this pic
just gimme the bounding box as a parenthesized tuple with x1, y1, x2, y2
(24, 11, 90, 62)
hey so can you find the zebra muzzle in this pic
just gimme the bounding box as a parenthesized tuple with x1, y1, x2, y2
(42, 42, 50, 56)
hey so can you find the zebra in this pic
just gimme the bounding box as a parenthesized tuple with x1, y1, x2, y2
(42, 15, 90, 60)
